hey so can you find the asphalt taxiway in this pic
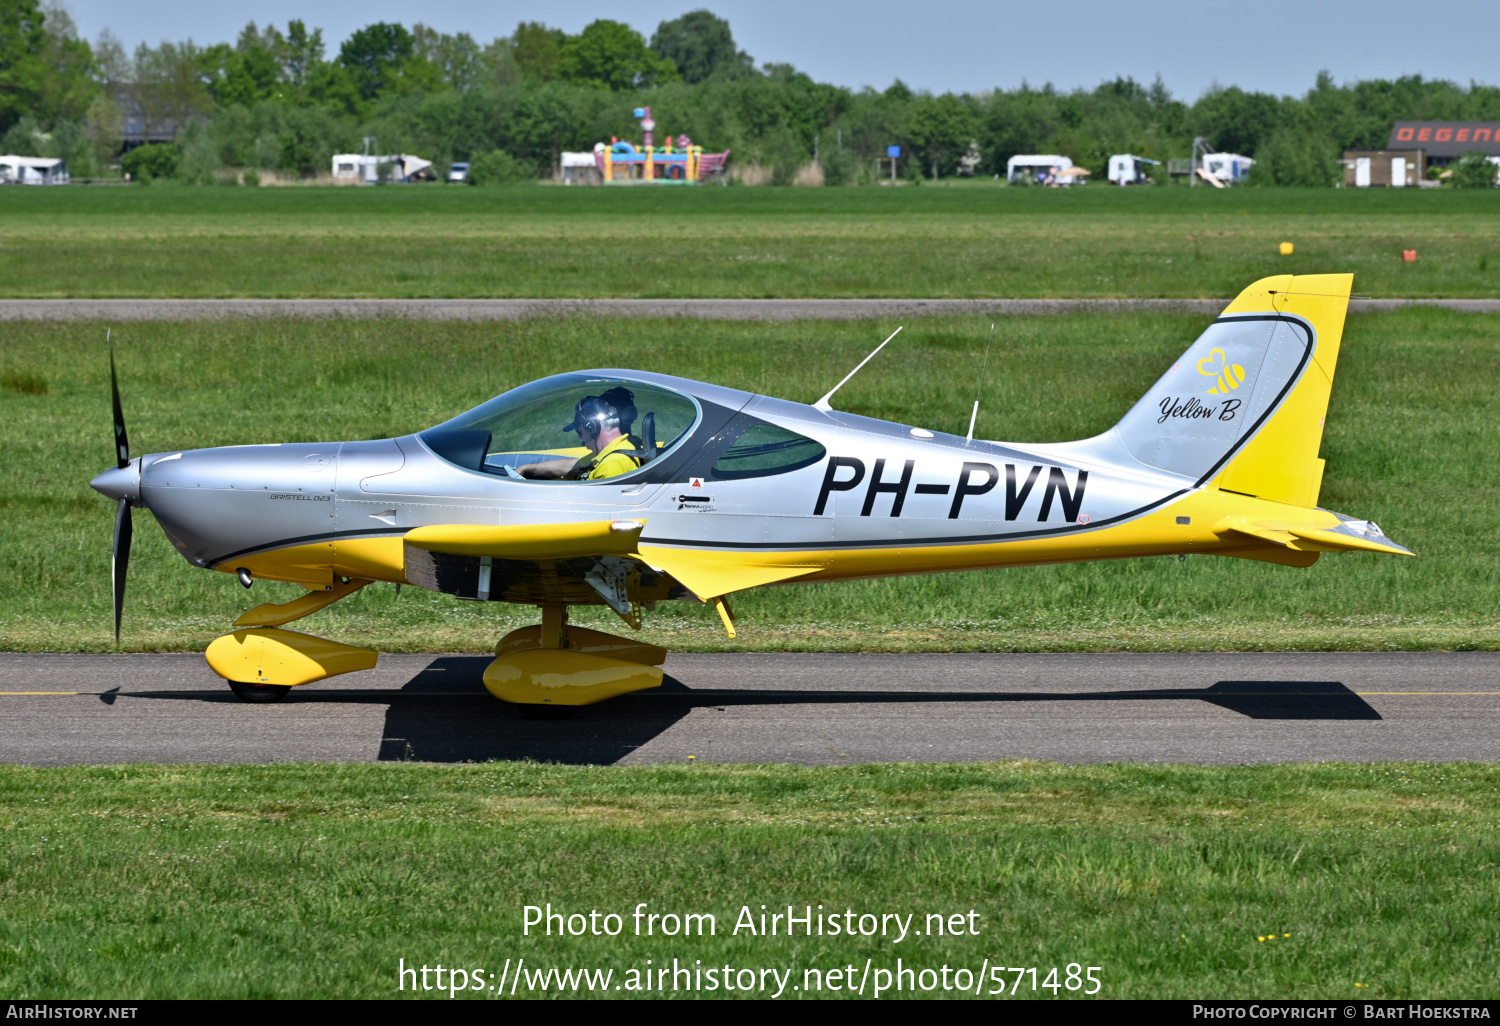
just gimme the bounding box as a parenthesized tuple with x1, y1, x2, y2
(0, 651, 1495, 766)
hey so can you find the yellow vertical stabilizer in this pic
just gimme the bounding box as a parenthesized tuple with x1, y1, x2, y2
(1215, 273, 1352, 508)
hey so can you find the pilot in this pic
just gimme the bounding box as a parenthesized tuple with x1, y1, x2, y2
(518, 387, 645, 481)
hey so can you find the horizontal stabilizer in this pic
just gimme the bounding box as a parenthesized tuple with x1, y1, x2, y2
(1213, 514, 1412, 556)
(404, 519, 645, 560)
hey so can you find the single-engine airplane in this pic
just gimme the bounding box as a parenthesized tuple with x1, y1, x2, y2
(91, 274, 1411, 706)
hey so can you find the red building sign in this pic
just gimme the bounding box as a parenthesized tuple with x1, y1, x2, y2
(1388, 122, 1500, 157)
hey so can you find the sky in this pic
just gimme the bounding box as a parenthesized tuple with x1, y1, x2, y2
(63, 0, 1499, 100)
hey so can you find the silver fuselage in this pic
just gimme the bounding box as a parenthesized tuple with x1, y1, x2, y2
(98, 369, 1196, 579)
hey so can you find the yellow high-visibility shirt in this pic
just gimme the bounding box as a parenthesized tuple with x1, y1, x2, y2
(578, 434, 642, 480)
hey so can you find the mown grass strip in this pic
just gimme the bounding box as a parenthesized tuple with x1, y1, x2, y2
(0, 761, 1496, 998)
(0, 186, 1497, 298)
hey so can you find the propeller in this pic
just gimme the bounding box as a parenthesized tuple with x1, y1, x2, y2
(109, 336, 131, 645)
(112, 493, 131, 645)
(110, 336, 129, 470)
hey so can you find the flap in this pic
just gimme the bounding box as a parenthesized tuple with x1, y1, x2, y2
(638, 544, 823, 600)
(405, 519, 645, 560)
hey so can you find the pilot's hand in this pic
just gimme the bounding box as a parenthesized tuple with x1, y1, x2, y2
(518, 458, 575, 479)
(501, 464, 523, 480)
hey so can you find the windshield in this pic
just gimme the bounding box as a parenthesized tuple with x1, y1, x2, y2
(422, 373, 701, 479)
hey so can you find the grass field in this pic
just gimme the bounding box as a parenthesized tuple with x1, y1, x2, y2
(0, 306, 1494, 654)
(2, 186, 1499, 299)
(1, 760, 1496, 999)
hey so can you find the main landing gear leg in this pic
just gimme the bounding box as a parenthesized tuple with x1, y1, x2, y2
(483, 602, 666, 709)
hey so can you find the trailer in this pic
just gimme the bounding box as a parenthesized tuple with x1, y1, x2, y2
(1006, 154, 1084, 186)
(1201, 152, 1254, 185)
(0, 156, 68, 185)
(330, 153, 433, 184)
(1107, 154, 1160, 185)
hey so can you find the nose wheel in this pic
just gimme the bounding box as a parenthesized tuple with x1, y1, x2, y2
(226, 679, 292, 703)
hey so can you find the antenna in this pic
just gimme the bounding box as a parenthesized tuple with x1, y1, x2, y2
(814, 326, 903, 412)
(966, 323, 995, 443)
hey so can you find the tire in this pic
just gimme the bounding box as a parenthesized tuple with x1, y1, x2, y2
(227, 679, 292, 703)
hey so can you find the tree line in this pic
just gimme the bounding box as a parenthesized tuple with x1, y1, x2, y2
(4, 2, 1499, 185)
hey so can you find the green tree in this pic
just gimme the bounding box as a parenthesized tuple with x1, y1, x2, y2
(121, 141, 178, 180)
(282, 20, 323, 91)
(559, 20, 677, 91)
(511, 80, 592, 172)
(413, 24, 482, 91)
(511, 22, 564, 82)
(0, 0, 94, 133)
(339, 22, 412, 100)
(48, 116, 97, 175)
(175, 119, 219, 183)
(1451, 151, 1499, 188)
(133, 40, 211, 133)
(909, 92, 975, 178)
(466, 148, 529, 184)
(84, 93, 120, 168)
(0, 114, 41, 152)
(304, 59, 361, 116)
(0, 0, 48, 133)
(1247, 126, 1338, 186)
(35, 2, 95, 124)
(201, 23, 284, 108)
(650, 10, 751, 84)
(1192, 86, 1283, 155)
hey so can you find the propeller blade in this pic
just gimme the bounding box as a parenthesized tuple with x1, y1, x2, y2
(109, 336, 130, 469)
(113, 497, 132, 644)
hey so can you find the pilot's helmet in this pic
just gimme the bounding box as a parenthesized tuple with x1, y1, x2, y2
(563, 387, 636, 436)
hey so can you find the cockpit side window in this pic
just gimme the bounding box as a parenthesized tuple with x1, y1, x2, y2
(708, 420, 826, 481)
(420, 375, 701, 480)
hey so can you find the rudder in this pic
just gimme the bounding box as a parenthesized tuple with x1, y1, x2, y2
(1214, 273, 1351, 507)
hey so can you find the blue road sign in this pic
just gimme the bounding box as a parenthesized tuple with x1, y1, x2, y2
(887, 146, 901, 159)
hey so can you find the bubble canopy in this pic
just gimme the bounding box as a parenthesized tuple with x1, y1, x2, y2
(420, 373, 702, 478)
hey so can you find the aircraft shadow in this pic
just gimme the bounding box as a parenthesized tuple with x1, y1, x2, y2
(130, 660, 1383, 764)
(371, 661, 1379, 764)
(376, 657, 693, 764)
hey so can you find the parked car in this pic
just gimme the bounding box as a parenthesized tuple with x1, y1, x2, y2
(448, 162, 469, 183)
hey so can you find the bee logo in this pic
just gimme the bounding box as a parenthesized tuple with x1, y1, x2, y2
(1198, 348, 1246, 395)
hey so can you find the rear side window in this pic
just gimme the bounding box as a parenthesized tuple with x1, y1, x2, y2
(710, 423, 826, 480)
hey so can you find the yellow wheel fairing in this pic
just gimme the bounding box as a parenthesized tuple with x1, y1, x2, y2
(483, 648, 663, 706)
(205, 627, 378, 686)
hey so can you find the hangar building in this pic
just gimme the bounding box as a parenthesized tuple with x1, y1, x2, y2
(1344, 121, 1500, 187)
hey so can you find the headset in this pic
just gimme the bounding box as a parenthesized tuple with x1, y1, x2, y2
(564, 387, 637, 443)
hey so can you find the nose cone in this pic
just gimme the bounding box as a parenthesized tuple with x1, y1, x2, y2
(91, 461, 141, 504)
